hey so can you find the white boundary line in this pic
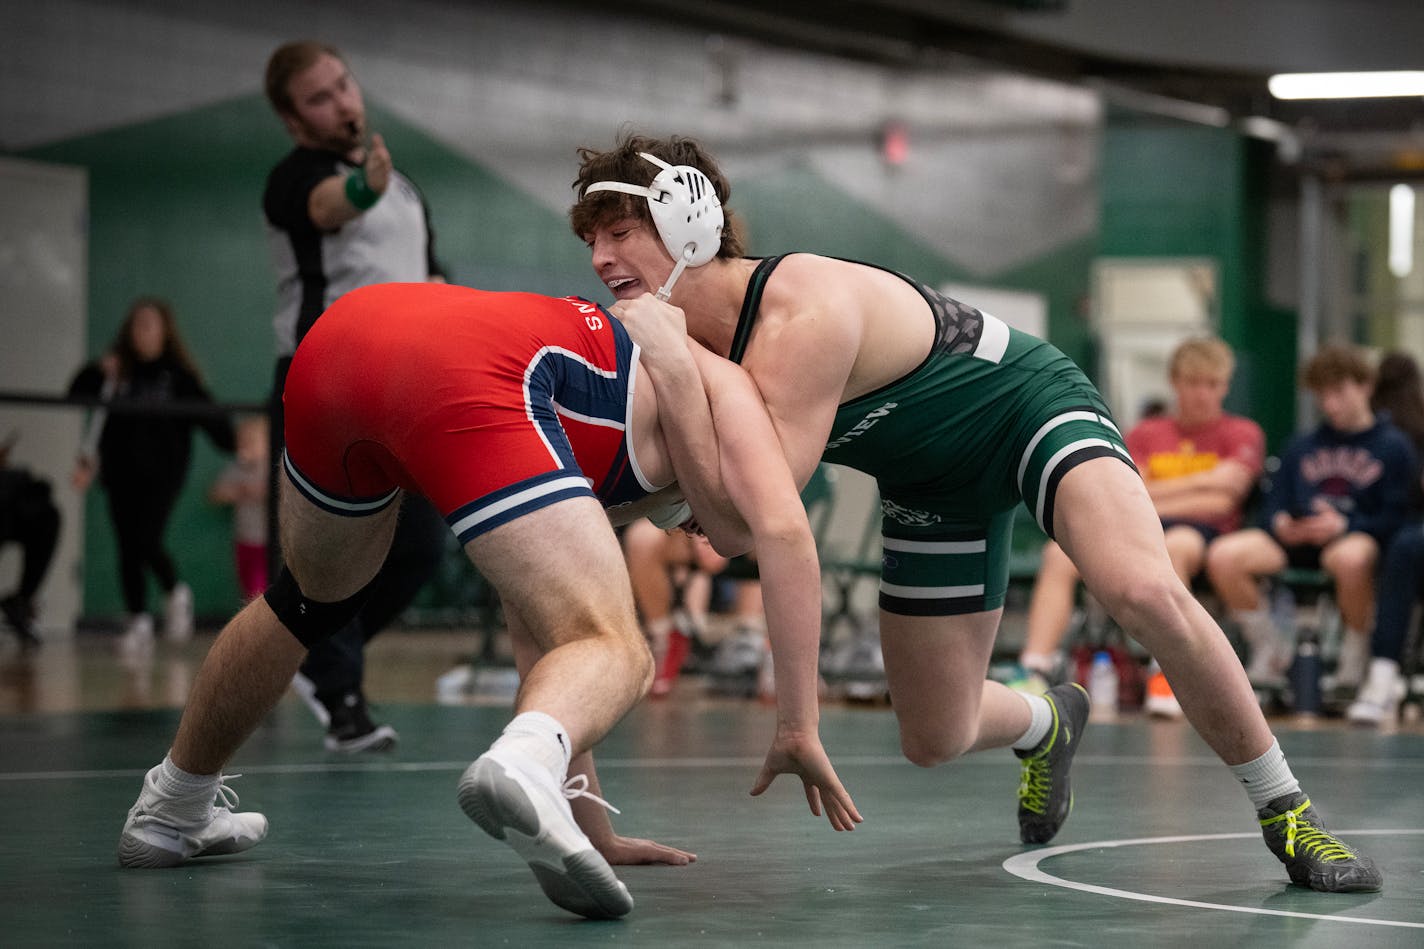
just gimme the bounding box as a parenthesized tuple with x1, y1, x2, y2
(1002, 830, 1424, 930)
(6, 752, 1424, 783)
(0, 755, 914, 782)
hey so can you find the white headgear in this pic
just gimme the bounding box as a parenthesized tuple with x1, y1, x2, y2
(584, 152, 724, 300)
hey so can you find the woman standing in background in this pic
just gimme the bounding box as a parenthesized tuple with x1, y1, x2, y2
(69, 296, 235, 653)
(1348, 350, 1424, 723)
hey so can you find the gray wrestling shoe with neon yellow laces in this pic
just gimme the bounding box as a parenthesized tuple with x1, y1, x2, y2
(118, 764, 268, 868)
(1015, 682, 1090, 845)
(458, 746, 633, 919)
(1257, 793, 1382, 892)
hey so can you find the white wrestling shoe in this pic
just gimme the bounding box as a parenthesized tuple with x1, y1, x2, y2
(457, 746, 633, 919)
(164, 582, 194, 643)
(1346, 659, 1407, 726)
(118, 764, 268, 868)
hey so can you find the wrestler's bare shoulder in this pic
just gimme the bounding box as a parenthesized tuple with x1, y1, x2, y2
(760, 254, 924, 323)
(753, 254, 932, 400)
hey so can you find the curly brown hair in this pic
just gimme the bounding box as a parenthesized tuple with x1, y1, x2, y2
(569, 131, 745, 258)
(1300, 343, 1374, 391)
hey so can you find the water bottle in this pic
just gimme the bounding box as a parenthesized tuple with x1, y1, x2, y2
(1290, 633, 1323, 715)
(1088, 650, 1118, 718)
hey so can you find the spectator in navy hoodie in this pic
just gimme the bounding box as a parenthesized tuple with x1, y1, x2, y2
(1206, 344, 1417, 691)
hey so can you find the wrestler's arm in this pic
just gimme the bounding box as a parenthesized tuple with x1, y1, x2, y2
(611, 290, 851, 547)
(567, 750, 697, 865)
(735, 316, 850, 494)
(604, 483, 688, 529)
(697, 353, 861, 831)
(611, 295, 753, 553)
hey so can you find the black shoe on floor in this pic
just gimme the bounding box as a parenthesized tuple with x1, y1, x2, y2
(1257, 792, 1382, 892)
(323, 691, 399, 753)
(0, 595, 41, 649)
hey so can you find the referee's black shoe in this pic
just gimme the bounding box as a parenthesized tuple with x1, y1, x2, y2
(323, 690, 399, 754)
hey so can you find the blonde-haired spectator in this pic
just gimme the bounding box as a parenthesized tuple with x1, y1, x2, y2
(1020, 337, 1264, 717)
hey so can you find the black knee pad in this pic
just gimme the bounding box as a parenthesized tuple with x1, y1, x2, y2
(264, 567, 373, 648)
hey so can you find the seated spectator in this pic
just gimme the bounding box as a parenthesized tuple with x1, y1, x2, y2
(622, 516, 729, 696)
(623, 517, 771, 698)
(1206, 344, 1418, 690)
(0, 432, 60, 648)
(1019, 338, 1264, 718)
(1348, 351, 1424, 724)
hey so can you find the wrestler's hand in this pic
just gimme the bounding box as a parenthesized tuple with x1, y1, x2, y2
(610, 294, 691, 366)
(750, 727, 863, 832)
(594, 833, 697, 866)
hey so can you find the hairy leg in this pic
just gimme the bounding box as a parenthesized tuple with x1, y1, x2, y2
(1056, 459, 1272, 764)
(170, 481, 399, 774)
(466, 497, 653, 754)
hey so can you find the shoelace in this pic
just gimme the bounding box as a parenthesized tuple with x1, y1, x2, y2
(562, 773, 621, 815)
(214, 773, 244, 811)
(1017, 758, 1050, 814)
(1260, 799, 1356, 862)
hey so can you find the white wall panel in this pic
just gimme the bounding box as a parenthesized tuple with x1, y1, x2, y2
(0, 0, 1099, 273)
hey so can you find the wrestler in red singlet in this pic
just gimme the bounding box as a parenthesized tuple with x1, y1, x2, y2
(282, 282, 665, 543)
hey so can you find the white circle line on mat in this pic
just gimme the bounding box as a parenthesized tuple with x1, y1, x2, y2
(1002, 829, 1423, 930)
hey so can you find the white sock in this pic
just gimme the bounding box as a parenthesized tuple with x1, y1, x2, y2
(1011, 694, 1053, 751)
(491, 711, 572, 780)
(645, 616, 672, 654)
(155, 754, 219, 823)
(1019, 651, 1059, 676)
(1229, 739, 1301, 809)
(1367, 657, 1401, 681)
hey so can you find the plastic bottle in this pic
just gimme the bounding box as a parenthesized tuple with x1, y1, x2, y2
(1088, 650, 1118, 717)
(1290, 632, 1323, 715)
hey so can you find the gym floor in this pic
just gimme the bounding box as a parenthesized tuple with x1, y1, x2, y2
(1, 631, 1421, 947)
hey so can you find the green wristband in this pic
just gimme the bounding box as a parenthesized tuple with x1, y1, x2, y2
(344, 168, 380, 210)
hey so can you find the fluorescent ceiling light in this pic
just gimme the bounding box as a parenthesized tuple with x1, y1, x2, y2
(1390, 184, 1414, 279)
(1269, 71, 1424, 100)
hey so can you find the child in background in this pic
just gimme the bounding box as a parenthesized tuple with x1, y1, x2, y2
(209, 415, 269, 602)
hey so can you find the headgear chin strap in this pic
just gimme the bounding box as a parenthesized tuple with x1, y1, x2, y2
(585, 152, 724, 301)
